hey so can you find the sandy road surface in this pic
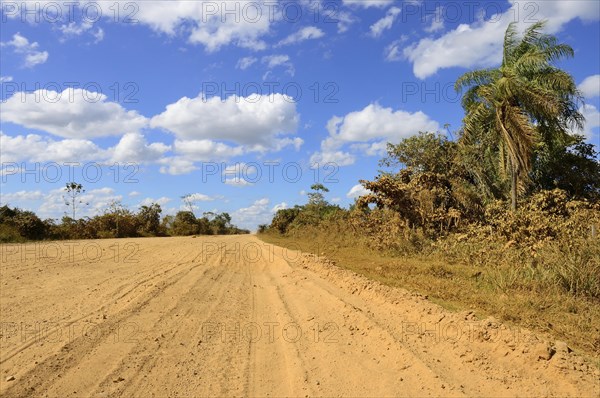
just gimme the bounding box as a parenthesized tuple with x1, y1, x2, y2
(0, 235, 598, 397)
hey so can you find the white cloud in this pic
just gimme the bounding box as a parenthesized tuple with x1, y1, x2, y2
(231, 198, 271, 230)
(336, 10, 358, 33)
(158, 157, 197, 175)
(0, 76, 13, 83)
(133, 1, 271, 52)
(403, 0, 600, 79)
(59, 21, 104, 43)
(579, 104, 600, 139)
(0, 132, 107, 163)
(323, 103, 439, 150)
(369, 7, 401, 38)
(223, 162, 255, 186)
(384, 37, 406, 61)
(129, 191, 141, 197)
(138, 197, 171, 207)
(93, 28, 105, 43)
(1, 88, 148, 139)
(310, 150, 356, 167)
(37, 187, 123, 220)
(277, 26, 325, 46)
(347, 184, 371, 199)
(3, 2, 270, 51)
(0, 131, 170, 166)
(0, 190, 44, 205)
(311, 103, 438, 167)
(343, 0, 393, 8)
(261, 54, 295, 77)
(151, 93, 299, 150)
(1, 33, 48, 67)
(173, 139, 244, 161)
(271, 202, 288, 212)
(578, 75, 600, 99)
(225, 178, 253, 187)
(424, 6, 444, 33)
(186, 193, 220, 202)
(236, 56, 258, 70)
(110, 133, 171, 163)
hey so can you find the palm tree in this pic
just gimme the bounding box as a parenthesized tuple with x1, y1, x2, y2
(455, 20, 584, 211)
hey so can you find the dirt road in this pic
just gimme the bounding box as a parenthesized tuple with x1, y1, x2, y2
(1, 235, 598, 397)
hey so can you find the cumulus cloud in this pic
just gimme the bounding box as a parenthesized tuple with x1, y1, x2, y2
(369, 7, 401, 38)
(37, 187, 123, 219)
(151, 93, 300, 154)
(0, 190, 44, 205)
(271, 202, 288, 212)
(173, 139, 244, 161)
(277, 26, 325, 46)
(222, 163, 256, 186)
(158, 157, 197, 175)
(578, 75, 600, 99)
(311, 103, 439, 167)
(346, 184, 371, 199)
(1, 88, 148, 139)
(0, 131, 170, 165)
(110, 133, 171, 163)
(0, 132, 107, 163)
(323, 103, 439, 150)
(133, 1, 271, 52)
(231, 198, 272, 230)
(403, 0, 600, 79)
(1, 33, 48, 67)
(310, 150, 356, 167)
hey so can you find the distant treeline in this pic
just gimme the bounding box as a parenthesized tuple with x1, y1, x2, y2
(0, 203, 249, 243)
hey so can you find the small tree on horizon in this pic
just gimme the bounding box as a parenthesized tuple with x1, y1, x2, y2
(307, 183, 330, 207)
(63, 182, 88, 220)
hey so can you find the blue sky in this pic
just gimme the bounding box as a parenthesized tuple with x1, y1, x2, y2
(1, 0, 599, 230)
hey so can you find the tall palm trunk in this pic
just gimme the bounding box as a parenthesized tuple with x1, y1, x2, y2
(510, 161, 518, 212)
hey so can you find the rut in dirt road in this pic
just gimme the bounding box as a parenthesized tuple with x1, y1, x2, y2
(1, 236, 598, 397)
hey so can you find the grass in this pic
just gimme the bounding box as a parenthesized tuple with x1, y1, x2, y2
(259, 231, 600, 361)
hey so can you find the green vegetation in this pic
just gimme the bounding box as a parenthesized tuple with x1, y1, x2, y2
(0, 183, 249, 242)
(259, 22, 600, 356)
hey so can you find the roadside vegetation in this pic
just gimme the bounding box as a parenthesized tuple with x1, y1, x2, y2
(259, 22, 600, 356)
(0, 187, 248, 242)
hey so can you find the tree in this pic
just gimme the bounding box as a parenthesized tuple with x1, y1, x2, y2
(171, 211, 199, 236)
(455, 21, 584, 210)
(307, 183, 329, 207)
(64, 182, 89, 219)
(211, 212, 232, 234)
(181, 194, 197, 215)
(381, 132, 457, 174)
(531, 134, 600, 199)
(270, 207, 301, 234)
(136, 203, 163, 236)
